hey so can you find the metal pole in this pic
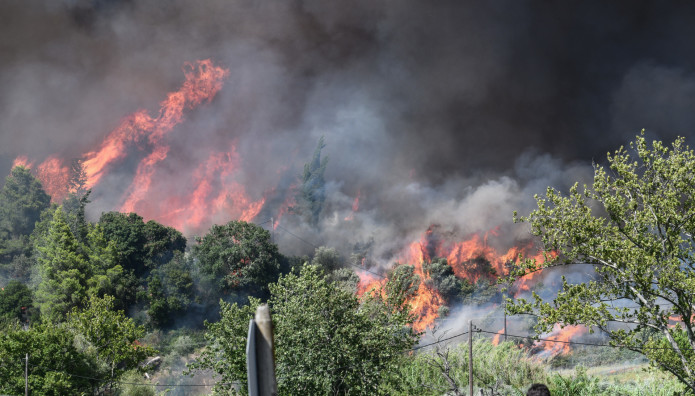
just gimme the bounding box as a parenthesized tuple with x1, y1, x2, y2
(504, 310, 507, 342)
(468, 320, 473, 396)
(255, 305, 278, 396)
(25, 353, 28, 396)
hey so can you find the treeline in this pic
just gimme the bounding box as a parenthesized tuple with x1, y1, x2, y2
(0, 164, 511, 395)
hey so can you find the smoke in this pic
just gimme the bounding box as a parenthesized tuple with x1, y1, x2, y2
(3, 2, 695, 259)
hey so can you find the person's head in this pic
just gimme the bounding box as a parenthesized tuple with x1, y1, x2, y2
(527, 383, 550, 396)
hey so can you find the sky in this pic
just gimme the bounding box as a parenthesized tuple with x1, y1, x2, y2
(2, 0, 695, 258)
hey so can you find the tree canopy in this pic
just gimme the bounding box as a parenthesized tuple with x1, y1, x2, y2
(194, 220, 281, 298)
(508, 133, 695, 392)
(192, 264, 418, 395)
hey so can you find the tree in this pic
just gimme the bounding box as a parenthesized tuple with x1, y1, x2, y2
(191, 265, 418, 395)
(194, 220, 281, 298)
(34, 207, 92, 322)
(66, 295, 154, 393)
(508, 133, 695, 391)
(291, 136, 328, 227)
(0, 166, 51, 238)
(0, 296, 153, 395)
(0, 280, 35, 324)
(423, 258, 473, 305)
(0, 166, 51, 278)
(0, 322, 95, 394)
(311, 245, 341, 271)
(146, 251, 194, 327)
(97, 212, 185, 277)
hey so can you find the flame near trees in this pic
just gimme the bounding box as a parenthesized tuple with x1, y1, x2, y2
(13, 59, 271, 234)
(358, 226, 551, 334)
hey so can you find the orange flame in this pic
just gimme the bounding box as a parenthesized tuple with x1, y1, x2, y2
(119, 60, 230, 213)
(344, 190, 361, 221)
(152, 147, 265, 233)
(36, 157, 70, 202)
(12, 156, 33, 169)
(537, 324, 587, 355)
(358, 226, 550, 333)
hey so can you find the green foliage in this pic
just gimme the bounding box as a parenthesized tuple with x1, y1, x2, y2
(192, 264, 418, 395)
(0, 166, 51, 238)
(61, 190, 91, 243)
(146, 252, 194, 327)
(291, 136, 328, 227)
(382, 339, 547, 395)
(423, 257, 473, 305)
(311, 245, 341, 271)
(67, 295, 154, 393)
(98, 212, 186, 277)
(0, 166, 50, 280)
(0, 322, 96, 395)
(194, 220, 281, 298)
(509, 133, 695, 392)
(384, 264, 420, 309)
(0, 280, 35, 324)
(34, 207, 92, 322)
(328, 267, 360, 293)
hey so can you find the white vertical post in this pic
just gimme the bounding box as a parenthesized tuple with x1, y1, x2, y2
(25, 353, 28, 396)
(247, 304, 277, 396)
(468, 320, 473, 396)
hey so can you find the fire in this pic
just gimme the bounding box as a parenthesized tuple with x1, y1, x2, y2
(344, 190, 361, 221)
(119, 60, 230, 213)
(12, 156, 33, 169)
(11, 59, 277, 233)
(83, 60, 228, 191)
(36, 157, 70, 202)
(153, 147, 265, 233)
(536, 324, 587, 356)
(358, 225, 551, 333)
(491, 328, 504, 345)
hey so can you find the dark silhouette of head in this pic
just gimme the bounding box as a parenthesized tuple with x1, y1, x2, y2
(527, 383, 551, 396)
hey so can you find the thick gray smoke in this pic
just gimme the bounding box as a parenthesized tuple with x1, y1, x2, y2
(2, 0, 695, 258)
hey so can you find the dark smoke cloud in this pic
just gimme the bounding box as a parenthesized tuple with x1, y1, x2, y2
(2, 0, 695, 251)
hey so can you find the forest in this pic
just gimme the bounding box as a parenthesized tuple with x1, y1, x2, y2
(0, 134, 694, 395)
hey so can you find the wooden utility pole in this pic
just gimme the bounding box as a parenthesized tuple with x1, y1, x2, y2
(468, 320, 473, 396)
(247, 304, 278, 396)
(504, 303, 507, 342)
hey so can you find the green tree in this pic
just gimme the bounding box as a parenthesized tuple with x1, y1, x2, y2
(194, 220, 281, 298)
(291, 136, 328, 227)
(508, 133, 695, 392)
(423, 258, 473, 304)
(34, 207, 91, 322)
(66, 295, 154, 393)
(146, 251, 194, 327)
(0, 322, 95, 395)
(0, 166, 51, 238)
(0, 166, 51, 279)
(97, 212, 185, 277)
(0, 280, 35, 324)
(191, 265, 418, 395)
(311, 245, 341, 271)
